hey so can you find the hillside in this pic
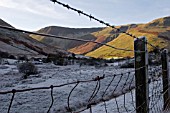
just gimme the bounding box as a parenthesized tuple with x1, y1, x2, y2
(0, 19, 67, 58)
(69, 24, 136, 54)
(0, 19, 13, 28)
(29, 16, 170, 59)
(85, 16, 170, 59)
(30, 26, 102, 50)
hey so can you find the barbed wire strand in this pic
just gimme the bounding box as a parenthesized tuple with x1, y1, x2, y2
(0, 25, 138, 52)
(50, 0, 135, 38)
(0, 77, 102, 94)
(50, 0, 162, 52)
(0, 1, 167, 112)
(0, 65, 142, 94)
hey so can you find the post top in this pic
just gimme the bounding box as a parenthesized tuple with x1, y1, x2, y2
(163, 49, 168, 53)
(134, 36, 147, 41)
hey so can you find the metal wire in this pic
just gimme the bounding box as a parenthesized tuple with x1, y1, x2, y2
(50, 0, 136, 39)
(50, 0, 163, 52)
(0, 62, 166, 113)
(0, 1, 167, 112)
(47, 85, 54, 113)
(7, 89, 16, 113)
(0, 57, 167, 113)
(0, 25, 138, 52)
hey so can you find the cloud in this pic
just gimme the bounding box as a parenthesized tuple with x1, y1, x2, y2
(0, 1, 103, 31)
(0, 0, 69, 20)
(0, 0, 18, 8)
(0, 0, 170, 31)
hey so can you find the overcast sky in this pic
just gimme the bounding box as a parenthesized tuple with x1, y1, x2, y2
(0, 0, 170, 31)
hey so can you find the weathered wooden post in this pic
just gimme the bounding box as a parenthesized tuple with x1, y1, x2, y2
(134, 36, 149, 113)
(161, 49, 170, 110)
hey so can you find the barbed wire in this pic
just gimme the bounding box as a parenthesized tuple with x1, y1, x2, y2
(50, 0, 162, 52)
(0, 25, 138, 53)
(0, 1, 168, 112)
(50, 0, 136, 38)
(0, 44, 167, 113)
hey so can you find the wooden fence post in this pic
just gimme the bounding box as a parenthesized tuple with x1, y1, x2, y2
(161, 49, 170, 109)
(134, 36, 149, 113)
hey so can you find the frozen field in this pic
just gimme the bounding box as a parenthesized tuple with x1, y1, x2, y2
(0, 62, 136, 113)
(0, 62, 164, 113)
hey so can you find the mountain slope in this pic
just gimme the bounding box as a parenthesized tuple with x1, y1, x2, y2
(69, 27, 116, 54)
(0, 19, 66, 57)
(28, 16, 170, 59)
(85, 16, 170, 59)
(30, 26, 102, 50)
(69, 24, 137, 55)
(0, 19, 13, 28)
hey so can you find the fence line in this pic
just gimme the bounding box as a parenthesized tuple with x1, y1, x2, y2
(0, 65, 145, 113)
(0, 36, 167, 113)
(0, 1, 169, 113)
(0, 61, 167, 113)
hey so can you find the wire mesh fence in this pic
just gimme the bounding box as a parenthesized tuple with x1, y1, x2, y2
(0, 64, 136, 113)
(0, 1, 169, 113)
(0, 52, 169, 113)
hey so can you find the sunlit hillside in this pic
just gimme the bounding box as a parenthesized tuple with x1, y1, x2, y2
(84, 16, 170, 59)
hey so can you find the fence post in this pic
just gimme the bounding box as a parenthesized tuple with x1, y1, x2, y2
(134, 36, 149, 113)
(161, 49, 170, 109)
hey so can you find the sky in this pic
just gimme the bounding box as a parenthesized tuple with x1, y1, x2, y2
(0, 0, 170, 31)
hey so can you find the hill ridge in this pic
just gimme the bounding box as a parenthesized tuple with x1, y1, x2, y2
(0, 19, 67, 58)
(85, 16, 170, 59)
(30, 26, 103, 50)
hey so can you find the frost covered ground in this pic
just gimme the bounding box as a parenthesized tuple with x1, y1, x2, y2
(0, 61, 136, 113)
(0, 61, 165, 113)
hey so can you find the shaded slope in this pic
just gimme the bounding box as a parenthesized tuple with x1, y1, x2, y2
(30, 26, 102, 50)
(0, 19, 66, 57)
(0, 19, 13, 27)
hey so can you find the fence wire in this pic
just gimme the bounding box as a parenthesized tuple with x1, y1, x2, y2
(148, 51, 164, 113)
(50, 0, 163, 53)
(0, 1, 168, 113)
(0, 65, 136, 113)
(0, 35, 168, 113)
(0, 54, 168, 113)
